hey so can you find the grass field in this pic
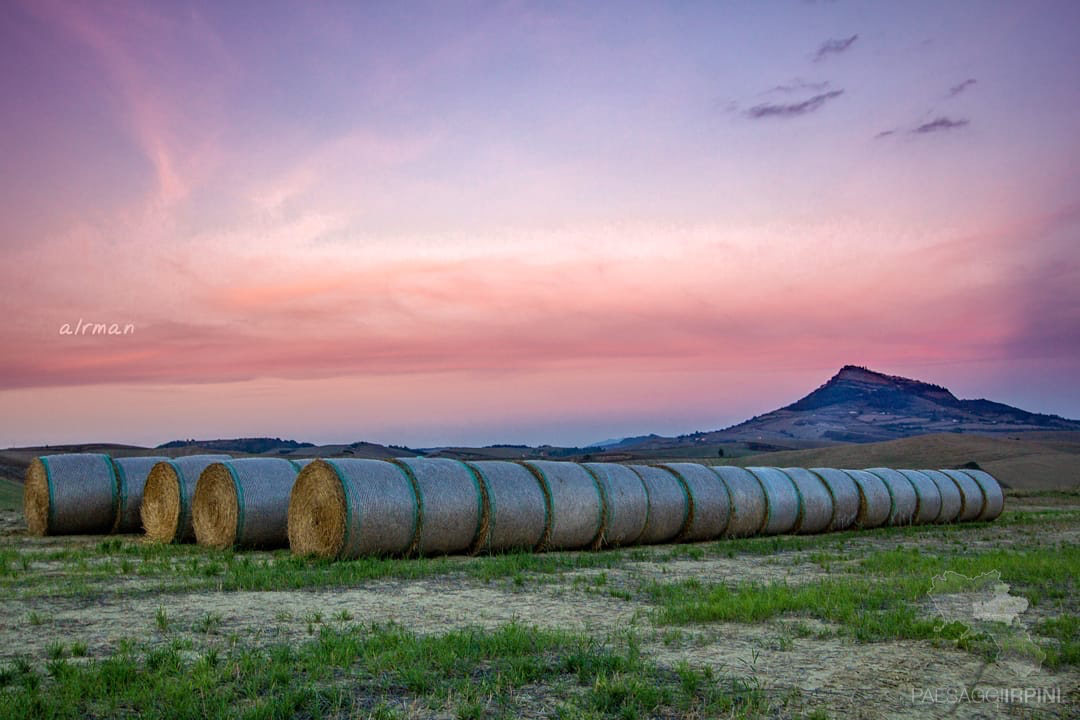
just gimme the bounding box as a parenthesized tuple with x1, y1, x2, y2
(0, 490, 1076, 719)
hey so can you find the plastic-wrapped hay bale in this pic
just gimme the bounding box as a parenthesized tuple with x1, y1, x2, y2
(111, 456, 168, 533)
(583, 463, 648, 548)
(193, 458, 303, 549)
(919, 470, 963, 523)
(746, 467, 800, 535)
(780, 468, 834, 534)
(808, 468, 860, 531)
(629, 465, 690, 544)
(659, 463, 730, 541)
(898, 470, 943, 524)
(141, 455, 232, 543)
(865, 468, 918, 526)
(710, 466, 766, 537)
(938, 469, 985, 522)
(466, 461, 548, 552)
(288, 459, 418, 558)
(24, 453, 118, 536)
(956, 469, 1004, 521)
(522, 461, 603, 550)
(393, 457, 487, 555)
(842, 470, 892, 529)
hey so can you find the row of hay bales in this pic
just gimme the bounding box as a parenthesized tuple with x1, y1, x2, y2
(25, 455, 1005, 558)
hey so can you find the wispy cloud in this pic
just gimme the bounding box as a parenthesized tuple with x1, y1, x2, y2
(813, 34, 858, 62)
(766, 78, 832, 95)
(747, 90, 844, 119)
(874, 129, 896, 139)
(913, 116, 969, 134)
(947, 78, 977, 98)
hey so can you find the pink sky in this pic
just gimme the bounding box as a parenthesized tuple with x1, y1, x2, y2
(1, 1, 1078, 447)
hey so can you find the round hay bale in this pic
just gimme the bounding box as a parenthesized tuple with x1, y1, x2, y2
(938, 469, 985, 522)
(24, 453, 117, 536)
(466, 461, 548, 553)
(140, 455, 231, 543)
(288, 459, 418, 558)
(660, 463, 730, 541)
(918, 469, 963, 523)
(808, 468, 860, 531)
(522, 461, 603, 551)
(746, 467, 800, 535)
(583, 463, 649, 548)
(393, 458, 487, 556)
(865, 468, 918, 526)
(194, 458, 303, 549)
(111, 456, 168, 534)
(710, 466, 766, 537)
(897, 470, 943, 524)
(288, 459, 315, 471)
(842, 470, 892, 529)
(780, 468, 833, 534)
(955, 469, 1004, 521)
(629, 465, 690, 544)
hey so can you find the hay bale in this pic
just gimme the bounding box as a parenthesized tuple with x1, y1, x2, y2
(111, 456, 168, 534)
(956, 469, 1004, 521)
(710, 466, 766, 537)
(918, 469, 963, 523)
(842, 470, 892, 529)
(522, 461, 603, 550)
(746, 467, 800, 535)
(938, 469, 985, 522)
(140, 455, 232, 543)
(193, 458, 303, 549)
(780, 468, 833, 534)
(808, 468, 860, 531)
(24, 453, 118, 536)
(466, 461, 548, 552)
(660, 463, 730, 541)
(581, 463, 648, 548)
(288, 459, 419, 558)
(865, 468, 918, 526)
(629, 465, 690, 544)
(897, 470, 943, 524)
(393, 458, 487, 556)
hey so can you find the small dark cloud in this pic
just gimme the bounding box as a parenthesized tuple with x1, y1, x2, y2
(913, 116, 969, 134)
(747, 90, 845, 119)
(814, 34, 858, 62)
(875, 129, 896, 139)
(947, 78, 977, 98)
(767, 78, 832, 95)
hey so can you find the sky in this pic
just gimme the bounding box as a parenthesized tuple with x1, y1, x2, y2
(1, 0, 1079, 448)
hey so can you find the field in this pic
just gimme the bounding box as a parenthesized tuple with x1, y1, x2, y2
(0, 489, 1077, 719)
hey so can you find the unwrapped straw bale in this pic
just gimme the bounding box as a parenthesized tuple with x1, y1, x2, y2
(897, 470, 943, 524)
(288, 458, 419, 558)
(918, 469, 963, 523)
(746, 467, 800, 535)
(955, 469, 1004, 521)
(141, 455, 232, 543)
(865, 468, 918, 526)
(781, 468, 834, 534)
(582, 463, 648, 548)
(660, 463, 730, 541)
(24, 453, 118, 536)
(466, 461, 548, 552)
(710, 466, 767, 537)
(628, 465, 689, 544)
(193, 458, 304, 549)
(808, 468, 860, 531)
(938, 469, 985, 522)
(522, 461, 603, 550)
(111, 456, 168, 533)
(393, 457, 487, 555)
(842, 469, 892, 529)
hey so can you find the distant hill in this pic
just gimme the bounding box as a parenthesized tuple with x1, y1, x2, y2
(157, 437, 316, 454)
(620, 365, 1080, 451)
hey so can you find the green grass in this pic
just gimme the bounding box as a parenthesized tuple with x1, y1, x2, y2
(0, 623, 770, 720)
(0, 479, 21, 512)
